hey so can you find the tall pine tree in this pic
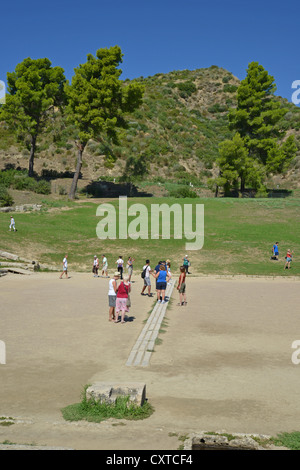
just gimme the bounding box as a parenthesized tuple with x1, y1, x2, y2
(65, 46, 144, 200)
(215, 62, 297, 194)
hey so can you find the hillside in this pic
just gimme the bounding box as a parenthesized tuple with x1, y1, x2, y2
(1, 65, 300, 196)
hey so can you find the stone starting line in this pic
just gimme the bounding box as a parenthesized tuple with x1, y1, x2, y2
(126, 281, 176, 367)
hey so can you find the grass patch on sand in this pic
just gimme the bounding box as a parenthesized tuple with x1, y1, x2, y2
(61, 387, 154, 423)
(270, 431, 300, 450)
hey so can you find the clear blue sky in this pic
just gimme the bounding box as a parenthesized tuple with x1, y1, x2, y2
(1, 0, 299, 103)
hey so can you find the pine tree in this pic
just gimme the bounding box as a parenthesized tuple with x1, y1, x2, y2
(215, 62, 297, 194)
(65, 46, 144, 200)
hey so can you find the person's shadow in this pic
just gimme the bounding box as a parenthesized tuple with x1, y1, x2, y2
(124, 315, 136, 322)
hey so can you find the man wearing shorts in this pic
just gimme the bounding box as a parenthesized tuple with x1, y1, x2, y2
(272, 242, 279, 260)
(108, 272, 119, 321)
(59, 254, 68, 279)
(102, 254, 109, 277)
(141, 260, 152, 297)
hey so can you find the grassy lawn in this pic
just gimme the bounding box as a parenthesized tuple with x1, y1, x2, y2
(0, 196, 299, 276)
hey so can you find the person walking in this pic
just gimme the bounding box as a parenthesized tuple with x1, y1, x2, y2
(272, 242, 279, 260)
(115, 275, 131, 323)
(284, 249, 293, 270)
(108, 272, 119, 321)
(177, 266, 187, 306)
(102, 254, 109, 277)
(93, 255, 99, 277)
(182, 255, 190, 274)
(127, 256, 134, 282)
(9, 216, 16, 232)
(153, 264, 170, 304)
(141, 259, 152, 296)
(59, 254, 68, 279)
(116, 256, 124, 279)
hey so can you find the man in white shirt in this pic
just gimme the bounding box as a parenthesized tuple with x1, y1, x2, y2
(59, 254, 68, 279)
(102, 254, 109, 277)
(116, 256, 123, 279)
(140, 259, 152, 297)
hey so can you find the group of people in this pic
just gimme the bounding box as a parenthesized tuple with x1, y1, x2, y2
(107, 256, 189, 324)
(91, 255, 135, 281)
(271, 242, 294, 270)
(92, 255, 109, 278)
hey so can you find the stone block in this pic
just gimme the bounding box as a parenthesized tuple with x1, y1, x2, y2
(86, 382, 146, 407)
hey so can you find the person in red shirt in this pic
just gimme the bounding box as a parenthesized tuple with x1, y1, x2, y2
(284, 249, 293, 270)
(115, 275, 131, 323)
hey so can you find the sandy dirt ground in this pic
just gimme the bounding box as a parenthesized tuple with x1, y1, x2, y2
(1, 271, 300, 450)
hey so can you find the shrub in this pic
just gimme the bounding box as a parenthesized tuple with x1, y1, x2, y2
(223, 84, 238, 93)
(169, 186, 197, 198)
(0, 169, 51, 194)
(34, 180, 51, 195)
(0, 185, 14, 207)
(177, 81, 197, 98)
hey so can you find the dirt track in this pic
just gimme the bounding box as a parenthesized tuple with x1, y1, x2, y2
(1, 272, 300, 450)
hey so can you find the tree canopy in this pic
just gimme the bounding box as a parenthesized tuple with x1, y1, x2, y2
(65, 45, 144, 199)
(214, 62, 297, 195)
(0, 57, 66, 176)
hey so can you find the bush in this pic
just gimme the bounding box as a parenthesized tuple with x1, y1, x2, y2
(223, 84, 238, 93)
(0, 169, 51, 194)
(169, 186, 197, 198)
(0, 185, 14, 207)
(34, 180, 51, 194)
(177, 81, 197, 98)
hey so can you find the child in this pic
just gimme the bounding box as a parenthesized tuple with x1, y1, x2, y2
(284, 249, 293, 270)
(177, 266, 187, 306)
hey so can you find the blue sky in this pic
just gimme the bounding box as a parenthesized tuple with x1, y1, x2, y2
(1, 0, 299, 103)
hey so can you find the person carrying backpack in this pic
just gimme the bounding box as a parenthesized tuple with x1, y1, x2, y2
(140, 260, 152, 297)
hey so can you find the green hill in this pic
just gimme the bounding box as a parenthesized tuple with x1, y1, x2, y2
(1, 65, 300, 196)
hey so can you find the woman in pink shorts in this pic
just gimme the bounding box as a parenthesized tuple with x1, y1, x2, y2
(115, 275, 131, 323)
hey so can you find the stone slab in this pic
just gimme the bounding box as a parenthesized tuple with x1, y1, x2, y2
(86, 382, 146, 406)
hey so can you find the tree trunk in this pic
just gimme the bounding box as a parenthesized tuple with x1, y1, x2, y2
(69, 143, 84, 200)
(240, 176, 245, 193)
(28, 135, 37, 177)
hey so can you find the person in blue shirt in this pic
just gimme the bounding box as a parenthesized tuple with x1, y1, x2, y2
(153, 264, 170, 304)
(272, 242, 279, 260)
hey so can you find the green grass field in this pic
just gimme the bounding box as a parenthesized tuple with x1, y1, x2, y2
(0, 196, 299, 277)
